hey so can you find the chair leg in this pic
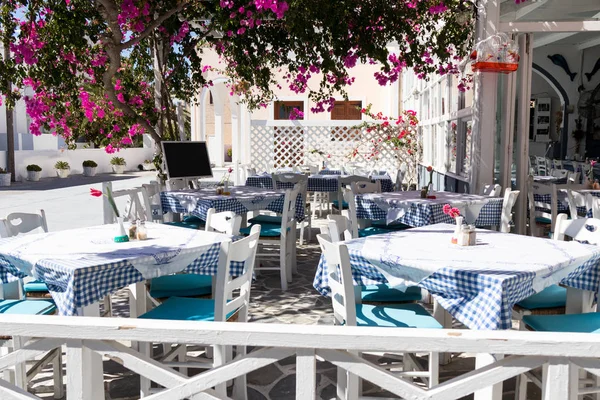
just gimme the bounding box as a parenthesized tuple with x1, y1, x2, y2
(213, 345, 227, 396)
(177, 346, 188, 377)
(337, 366, 347, 400)
(139, 342, 152, 397)
(279, 242, 288, 291)
(13, 337, 27, 391)
(299, 223, 305, 246)
(515, 373, 528, 400)
(233, 346, 248, 400)
(53, 348, 65, 399)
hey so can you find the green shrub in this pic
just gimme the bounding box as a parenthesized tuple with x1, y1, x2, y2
(26, 164, 42, 172)
(110, 157, 126, 166)
(54, 161, 70, 170)
(82, 160, 98, 168)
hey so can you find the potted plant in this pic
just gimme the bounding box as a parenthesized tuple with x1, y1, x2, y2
(54, 161, 70, 178)
(142, 159, 154, 171)
(0, 168, 10, 187)
(26, 164, 42, 182)
(82, 160, 98, 177)
(110, 156, 126, 174)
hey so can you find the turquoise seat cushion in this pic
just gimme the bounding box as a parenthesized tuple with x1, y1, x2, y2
(248, 215, 282, 225)
(149, 274, 213, 299)
(183, 216, 204, 224)
(523, 312, 600, 333)
(361, 284, 422, 303)
(535, 216, 552, 224)
(358, 227, 395, 238)
(240, 223, 282, 237)
(165, 221, 202, 230)
(371, 220, 411, 230)
(516, 285, 567, 310)
(0, 299, 56, 315)
(23, 280, 49, 293)
(139, 297, 234, 321)
(331, 200, 349, 209)
(355, 303, 442, 329)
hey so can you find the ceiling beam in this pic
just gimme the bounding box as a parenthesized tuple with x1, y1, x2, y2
(533, 32, 579, 48)
(577, 36, 600, 50)
(500, 20, 600, 33)
(500, 0, 548, 20)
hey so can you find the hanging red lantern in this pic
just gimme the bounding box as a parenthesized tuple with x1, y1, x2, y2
(471, 33, 519, 74)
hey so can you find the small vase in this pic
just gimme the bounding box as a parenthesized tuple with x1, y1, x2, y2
(224, 180, 229, 192)
(114, 216, 129, 243)
(452, 216, 464, 244)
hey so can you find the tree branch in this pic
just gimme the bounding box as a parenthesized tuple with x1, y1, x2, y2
(119, 1, 188, 50)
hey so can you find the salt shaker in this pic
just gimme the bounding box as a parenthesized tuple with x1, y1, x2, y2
(136, 220, 148, 240)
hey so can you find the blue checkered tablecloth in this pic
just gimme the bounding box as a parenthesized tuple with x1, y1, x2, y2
(161, 186, 305, 222)
(246, 175, 393, 193)
(313, 224, 600, 330)
(0, 224, 241, 316)
(318, 169, 342, 175)
(355, 192, 503, 227)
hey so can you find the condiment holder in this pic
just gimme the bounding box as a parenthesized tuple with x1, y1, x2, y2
(457, 225, 477, 246)
(128, 220, 148, 241)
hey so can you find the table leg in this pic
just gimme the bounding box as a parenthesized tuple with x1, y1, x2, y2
(67, 303, 104, 400)
(474, 354, 504, 400)
(433, 300, 453, 365)
(565, 287, 594, 314)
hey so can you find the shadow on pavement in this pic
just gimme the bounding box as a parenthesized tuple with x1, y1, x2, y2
(0, 172, 148, 192)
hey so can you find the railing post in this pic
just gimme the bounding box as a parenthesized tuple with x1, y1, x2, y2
(542, 358, 578, 400)
(296, 348, 316, 400)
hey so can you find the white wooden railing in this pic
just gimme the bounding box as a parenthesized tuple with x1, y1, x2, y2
(0, 315, 598, 399)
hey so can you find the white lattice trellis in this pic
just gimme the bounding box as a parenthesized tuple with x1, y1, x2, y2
(250, 120, 418, 183)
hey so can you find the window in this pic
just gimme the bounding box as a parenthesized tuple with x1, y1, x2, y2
(330, 100, 362, 120)
(274, 101, 304, 120)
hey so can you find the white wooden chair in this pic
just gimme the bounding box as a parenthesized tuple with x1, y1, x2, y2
(500, 188, 520, 233)
(565, 189, 586, 219)
(567, 171, 580, 185)
(260, 173, 312, 245)
(333, 175, 371, 214)
(298, 164, 318, 175)
(481, 183, 502, 197)
(587, 193, 600, 218)
(516, 214, 600, 400)
(550, 169, 568, 180)
(394, 169, 405, 191)
(139, 225, 261, 398)
(242, 186, 299, 290)
(350, 180, 381, 194)
(102, 182, 148, 224)
(317, 234, 440, 400)
(527, 176, 555, 237)
(0, 211, 64, 398)
(536, 156, 548, 176)
(552, 159, 563, 170)
(141, 181, 164, 223)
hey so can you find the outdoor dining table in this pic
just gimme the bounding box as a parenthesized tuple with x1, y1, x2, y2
(245, 173, 395, 193)
(314, 223, 600, 331)
(0, 222, 236, 400)
(314, 223, 600, 399)
(160, 186, 306, 222)
(355, 191, 503, 226)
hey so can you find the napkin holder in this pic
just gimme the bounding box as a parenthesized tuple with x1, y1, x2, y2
(457, 225, 477, 246)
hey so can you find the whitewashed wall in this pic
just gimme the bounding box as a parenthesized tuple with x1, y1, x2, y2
(0, 146, 154, 181)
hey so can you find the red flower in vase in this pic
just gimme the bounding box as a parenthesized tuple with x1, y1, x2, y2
(90, 188, 103, 197)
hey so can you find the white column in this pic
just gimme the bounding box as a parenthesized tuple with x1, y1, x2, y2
(230, 99, 240, 184)
(199, 88, 209, 141)
(499, 70, 517, 192)
(470, 0, 499, 194)
(514, 34, 533, 235)
(213, 101, 225, 167)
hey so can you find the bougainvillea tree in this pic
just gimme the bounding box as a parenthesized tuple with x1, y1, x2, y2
(0, 0, 480, 157)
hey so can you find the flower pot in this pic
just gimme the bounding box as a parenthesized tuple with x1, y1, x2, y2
(112, 165, 125, 174)
(56, 168, 70, 179)
(0, 173, 11, 187)
(27, 171, 40, 182)
(83, 166, 97, 177)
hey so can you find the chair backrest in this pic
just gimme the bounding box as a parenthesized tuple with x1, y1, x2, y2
(3, 210, 48, 237)
(141, 182, 163, 222)
(536, 156, 548, 176)
(213, 225, 261, 323)
(587, 194, 600, 219)
(343, 189, 360, 239)
(0, 219, 11, 238)
(326, 214, 353, 242)
(205, 209, 241, 235)
(566, 189, 586, 220)
(103, 182, 147, 224)
(567, 171, 580, 185)
(350, 180, 381, 194)
(482, 184, 502, 197)
(395, 169, 405, 191)
(280, 185, 300, 235)
(297, 165, 318, 175)
(317, 234, 357, 326)
(527, 175, 555, 236)
(246, 167, 257, 177)
(552, 160, 563, 170)
(550, 169, 568, 179)
(553, 214, 600, 244)
(500, 189, 520, 233)
(271, 172, 307, 189)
